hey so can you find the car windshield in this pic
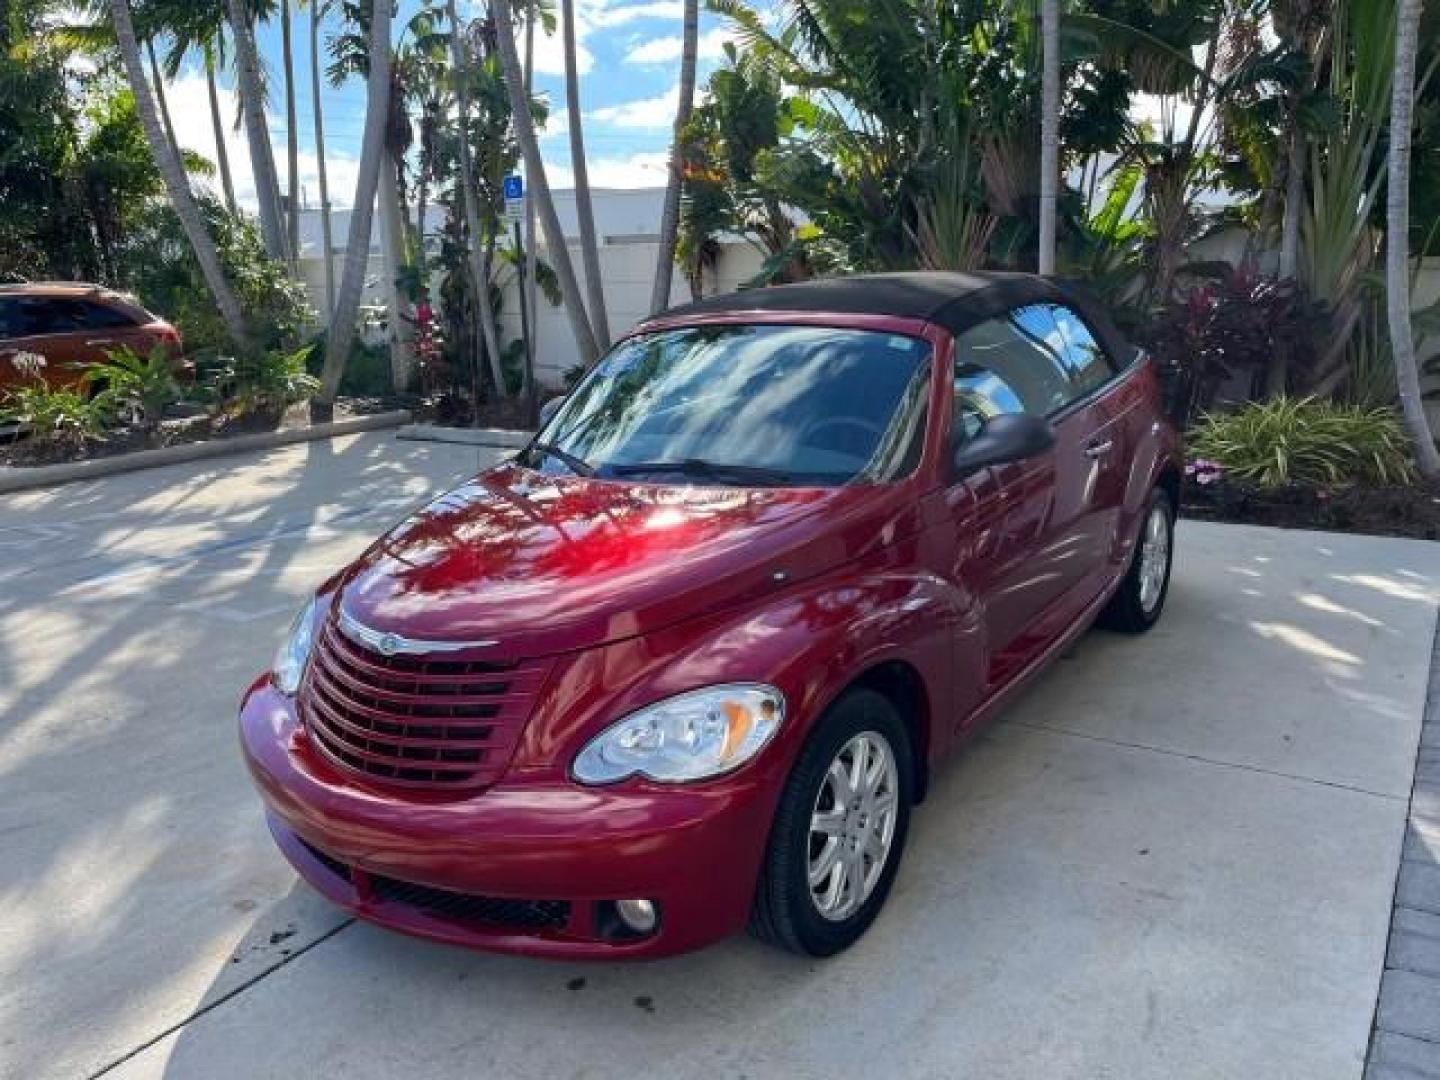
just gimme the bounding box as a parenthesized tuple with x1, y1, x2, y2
(524, 324, 933, 487)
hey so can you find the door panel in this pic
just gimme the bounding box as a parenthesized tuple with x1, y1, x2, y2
(944, 302, 1132, 696)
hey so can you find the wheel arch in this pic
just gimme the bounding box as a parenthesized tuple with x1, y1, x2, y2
(839, 659, 933, 804)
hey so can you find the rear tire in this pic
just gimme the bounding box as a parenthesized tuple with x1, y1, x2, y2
(1098, 488, 1174, 633)
(750, 688, 913, 957)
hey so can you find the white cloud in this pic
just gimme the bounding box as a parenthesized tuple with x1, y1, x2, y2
(586, 86, 678, 128)
(542, 150, 672, 190)
(624, 27, 735, 65)
(165, 71, 360, 217)
(465, 0, 687, 77)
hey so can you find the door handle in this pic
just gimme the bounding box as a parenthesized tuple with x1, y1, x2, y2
(86, 339, 116, 347)
(1084, 439, 1114, 459)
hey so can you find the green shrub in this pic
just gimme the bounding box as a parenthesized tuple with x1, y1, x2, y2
(116, 198, 313, 358)
(1188, 397, 1417, 488)
(0, 379, 111, 447)
(83, 344, 183, 428)
(208, 345, 321, 421)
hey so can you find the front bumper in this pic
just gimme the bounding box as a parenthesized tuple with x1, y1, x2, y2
(239, 679, 779, 959)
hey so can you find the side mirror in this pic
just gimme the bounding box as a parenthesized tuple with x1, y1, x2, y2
(952, 413, 1056, 477)
(538, 395, 564, 429)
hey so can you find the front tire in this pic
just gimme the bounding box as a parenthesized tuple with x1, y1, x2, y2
(750, 688, 913, 957)
(1099, 488, 1174, 633)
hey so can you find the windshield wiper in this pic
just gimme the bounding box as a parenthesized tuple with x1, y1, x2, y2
(608, 458, 797, 486)
(529, 441, 595, 477)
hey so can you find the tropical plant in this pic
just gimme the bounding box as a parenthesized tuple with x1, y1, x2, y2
(210, 344, 321, 419)
(317, 0, 392, 411)
(225, 0, 289, 261)
(443, 0, 510, 399)
(1385, 0, 1440, 478)
(119, 197, 312, 358)
(560, 0, 610, 344)
(0, 376, 113, 448)
(651, 0, 699, 313)
(83, 343, 184, 426)
(108, 0, 253, 353)
(309, 0, 336, 312)
(488, 0, 601, 366)
(1141, 265, 1311, 417)
(1188, 396, 1417, 487)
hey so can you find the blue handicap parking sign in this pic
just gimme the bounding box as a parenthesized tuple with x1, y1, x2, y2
(503, 175, 524, 200)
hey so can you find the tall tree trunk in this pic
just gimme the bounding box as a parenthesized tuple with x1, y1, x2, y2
(1386, 0, 1440, 479)
(110, 0, 252, 353)
(310, 0, 336, 315)
(1037, 0, 1060, 275)
(205, 49, 238, 214)
(522, 1, 538, 408)
(318, 0, 390, 407)
(281, 0, 301, 267)
(650, 0, 698, 315)
(147, 38, 182, 168)
(226, 0, 289, 261)
(477, 240, 507, 412)
(444, 0, 512, 399)
(561, 0, 609, 346)
(488, 0, 600, 365)
(378, 152, 414, 390)
(1267, 127, 1307, 396)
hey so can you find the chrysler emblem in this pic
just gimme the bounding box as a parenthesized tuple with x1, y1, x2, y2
(338, 608, 499, 655)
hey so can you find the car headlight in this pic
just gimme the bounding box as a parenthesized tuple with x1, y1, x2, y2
(572, 684, 785, 785)
(272, 597, 319, 696)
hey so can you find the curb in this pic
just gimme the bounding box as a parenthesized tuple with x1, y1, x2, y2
(0, 410, 412, 496)
(395, 424, 533, 449)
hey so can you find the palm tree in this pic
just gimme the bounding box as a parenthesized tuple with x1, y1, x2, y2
(521, 0, 539, 407)
(108, 0, 253, 352)
(203, 42, 239, 213)
(445, 0, 511, 400)
(145, 36, 183, 165)
(225, 0, 289, 261)
(488, 0, 600, 365)
(1037, 0, 1059, 275)
(560, 0, 609, 346)
(317, 0, 391, 410)
(308, 0, 335, 312)
(1386, 0, 1440, 478)
(650, 0, 697, 314)
(281, 0, 301, 266)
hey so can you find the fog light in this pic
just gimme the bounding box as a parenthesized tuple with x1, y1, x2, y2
(615, 898, 657, 934)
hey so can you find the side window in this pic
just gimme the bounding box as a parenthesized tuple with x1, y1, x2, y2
(1010, 304, 1115, 402)
(79, 301, 137, 330)
(951, 314, 1073, 440)
(0, 298, 17, 338)
(12, 298, 66, 336)
(1047, 304, 1114, 396)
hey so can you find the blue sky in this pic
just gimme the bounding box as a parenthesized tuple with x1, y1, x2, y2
(167, 0, 739, 210)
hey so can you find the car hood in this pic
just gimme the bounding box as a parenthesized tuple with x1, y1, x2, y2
(336, 462, 910, 657)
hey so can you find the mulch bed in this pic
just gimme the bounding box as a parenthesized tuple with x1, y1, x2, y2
(0, 398, 381, 469)
(1183, 480, 1440, 541)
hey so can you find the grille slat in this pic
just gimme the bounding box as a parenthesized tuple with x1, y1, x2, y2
(300, 615, 550, 790)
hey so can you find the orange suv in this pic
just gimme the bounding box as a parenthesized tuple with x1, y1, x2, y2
(0, 282, 187, 391)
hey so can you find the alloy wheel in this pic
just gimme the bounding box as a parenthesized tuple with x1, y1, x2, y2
(807, 731, 900, 922)
(1138, 504, 1171, 613)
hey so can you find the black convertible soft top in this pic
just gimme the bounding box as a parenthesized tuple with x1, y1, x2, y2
(654, 271, 1134, 363)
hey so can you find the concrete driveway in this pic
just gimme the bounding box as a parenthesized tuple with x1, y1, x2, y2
(1, 434, 1436, 1080)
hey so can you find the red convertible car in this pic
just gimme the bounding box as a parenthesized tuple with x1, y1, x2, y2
(240, 272, 1180, 959)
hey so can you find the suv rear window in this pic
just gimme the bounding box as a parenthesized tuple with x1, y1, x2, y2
(0, 296, 136, 337)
